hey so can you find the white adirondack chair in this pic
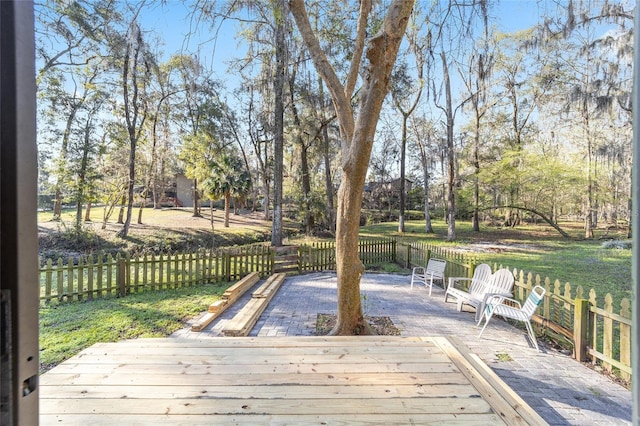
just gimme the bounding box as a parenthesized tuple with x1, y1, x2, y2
(478, 285, 547, 351)
(410, 258, 446, 296)
(445, 267, 514, 322)
(444, 263, 493, 310)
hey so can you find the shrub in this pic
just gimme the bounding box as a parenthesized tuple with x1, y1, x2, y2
(600, 239, 632, 250)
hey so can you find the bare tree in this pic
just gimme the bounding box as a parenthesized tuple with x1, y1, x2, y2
(390, 8, 427, 233)
(290, 0, 414, 335)
(118, 17, 153, 237)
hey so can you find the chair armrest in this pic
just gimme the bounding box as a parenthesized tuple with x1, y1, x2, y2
(447, 277, 472, 289)
(412, 267, 426, 274)
(484, 293, 521, 308)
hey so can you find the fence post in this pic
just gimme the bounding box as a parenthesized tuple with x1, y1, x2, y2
(573, 298, 590, 362)
(117, 257, 127, 297)
(468, 261, 476, 279)
(224, 251, 231, 282)
(391, 238, 396, 264)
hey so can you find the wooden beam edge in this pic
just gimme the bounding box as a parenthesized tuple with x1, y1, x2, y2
(433, 336, 548, 426)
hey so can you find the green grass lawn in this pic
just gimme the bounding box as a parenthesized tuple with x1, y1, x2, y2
(39, 282, 227, 373)
(360, 219, 633, 305)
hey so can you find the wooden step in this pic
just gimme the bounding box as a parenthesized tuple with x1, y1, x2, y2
(222, 271, 261, 299)
(190, 272, 261, 332)
(222, 273, 286, 337)
(252, 273, 286, 298)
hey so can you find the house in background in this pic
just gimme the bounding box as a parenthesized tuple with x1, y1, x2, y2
(175, 173, 192, 207)
(175, 173, 210, 208)
(363, 177, 413, 211)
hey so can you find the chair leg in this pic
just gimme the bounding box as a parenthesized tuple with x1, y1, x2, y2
(428, 278, 433, 296)
(411, 274, 419, 289)
(525, 320, 540, 351)
(476, 306, 488, 326)
(478, 314, 492, 338)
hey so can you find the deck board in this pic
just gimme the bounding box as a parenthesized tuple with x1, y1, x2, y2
(40, 336, 545, 425)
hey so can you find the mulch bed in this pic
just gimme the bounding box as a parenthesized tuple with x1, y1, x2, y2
(315, 313, 401, 336)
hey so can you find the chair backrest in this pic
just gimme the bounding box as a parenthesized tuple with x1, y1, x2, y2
(521, 285, 546, 318)
(486, 268, 515, 295)
(426, 258, 446, 278)
(468, 264, 492, 295)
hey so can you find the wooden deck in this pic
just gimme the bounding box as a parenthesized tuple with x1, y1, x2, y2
(39, 336, 546, 425)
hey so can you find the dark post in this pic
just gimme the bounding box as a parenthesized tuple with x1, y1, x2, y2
(0, 2, 39, 424)
(631, 5, 639, 423)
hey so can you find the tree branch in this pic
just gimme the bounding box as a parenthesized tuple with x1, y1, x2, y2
(289, 0, 354, 142)
(344, 0, 371, 100)
(346, 0, 414, 170)
(484, 205, 572, 238)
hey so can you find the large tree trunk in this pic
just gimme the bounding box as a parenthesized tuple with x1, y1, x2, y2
(319, 78, 335, 232)
(398, 114, 407, 232)
(334, 176, 370, 334)
(441, 51, 456, 241)
(192, 178, 201, 217)
(84, 201, 92, 222)
(322, 121, 335, 231)
(271, 0, 286, 247)
(121, 136, 136, 237)
(117, 195, 126, 224)
(224, 191, 231, 228)
(75, 122, 92, 228)
(290, 0, 414, 335)
(288, 64, 314, 235)
(422, 158, 433, 233)
(472, 117, 480, 232)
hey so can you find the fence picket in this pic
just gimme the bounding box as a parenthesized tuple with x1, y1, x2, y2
(106, 254, 113, 296)
(151, 253, 157, 290)
(44, 259, 53, 301)
(159, 253, 165, 289)
(66, 256, 74, 301)
(602, 294, 614, 373)
(97, 256, 103, 298)
(77, 257, 84, 301)
(620, 299, 631, 381)
(87, 256, 94, 300)
(589, 288, 598, 363)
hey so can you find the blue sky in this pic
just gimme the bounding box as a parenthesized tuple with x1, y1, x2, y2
(135, 0, 550, 94)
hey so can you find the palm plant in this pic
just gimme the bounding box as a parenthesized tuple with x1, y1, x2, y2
(202, 153, 252, 228)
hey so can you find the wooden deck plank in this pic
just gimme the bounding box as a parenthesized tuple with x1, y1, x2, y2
(41, 396, 494, 415)
(41, 413, 505, 426)
(39, 383, 480, 399)
(39, 336, 542, 425)
(40, 371, 471, 386)
(96, 335, 435, 347)
(45, 361, 458, 375)
(64, 345, 447, 361)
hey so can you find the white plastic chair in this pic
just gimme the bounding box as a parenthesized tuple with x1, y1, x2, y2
(478, 285, 546, 351)
(444, 263, 493, 309)
(410, 258, 446, 296)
